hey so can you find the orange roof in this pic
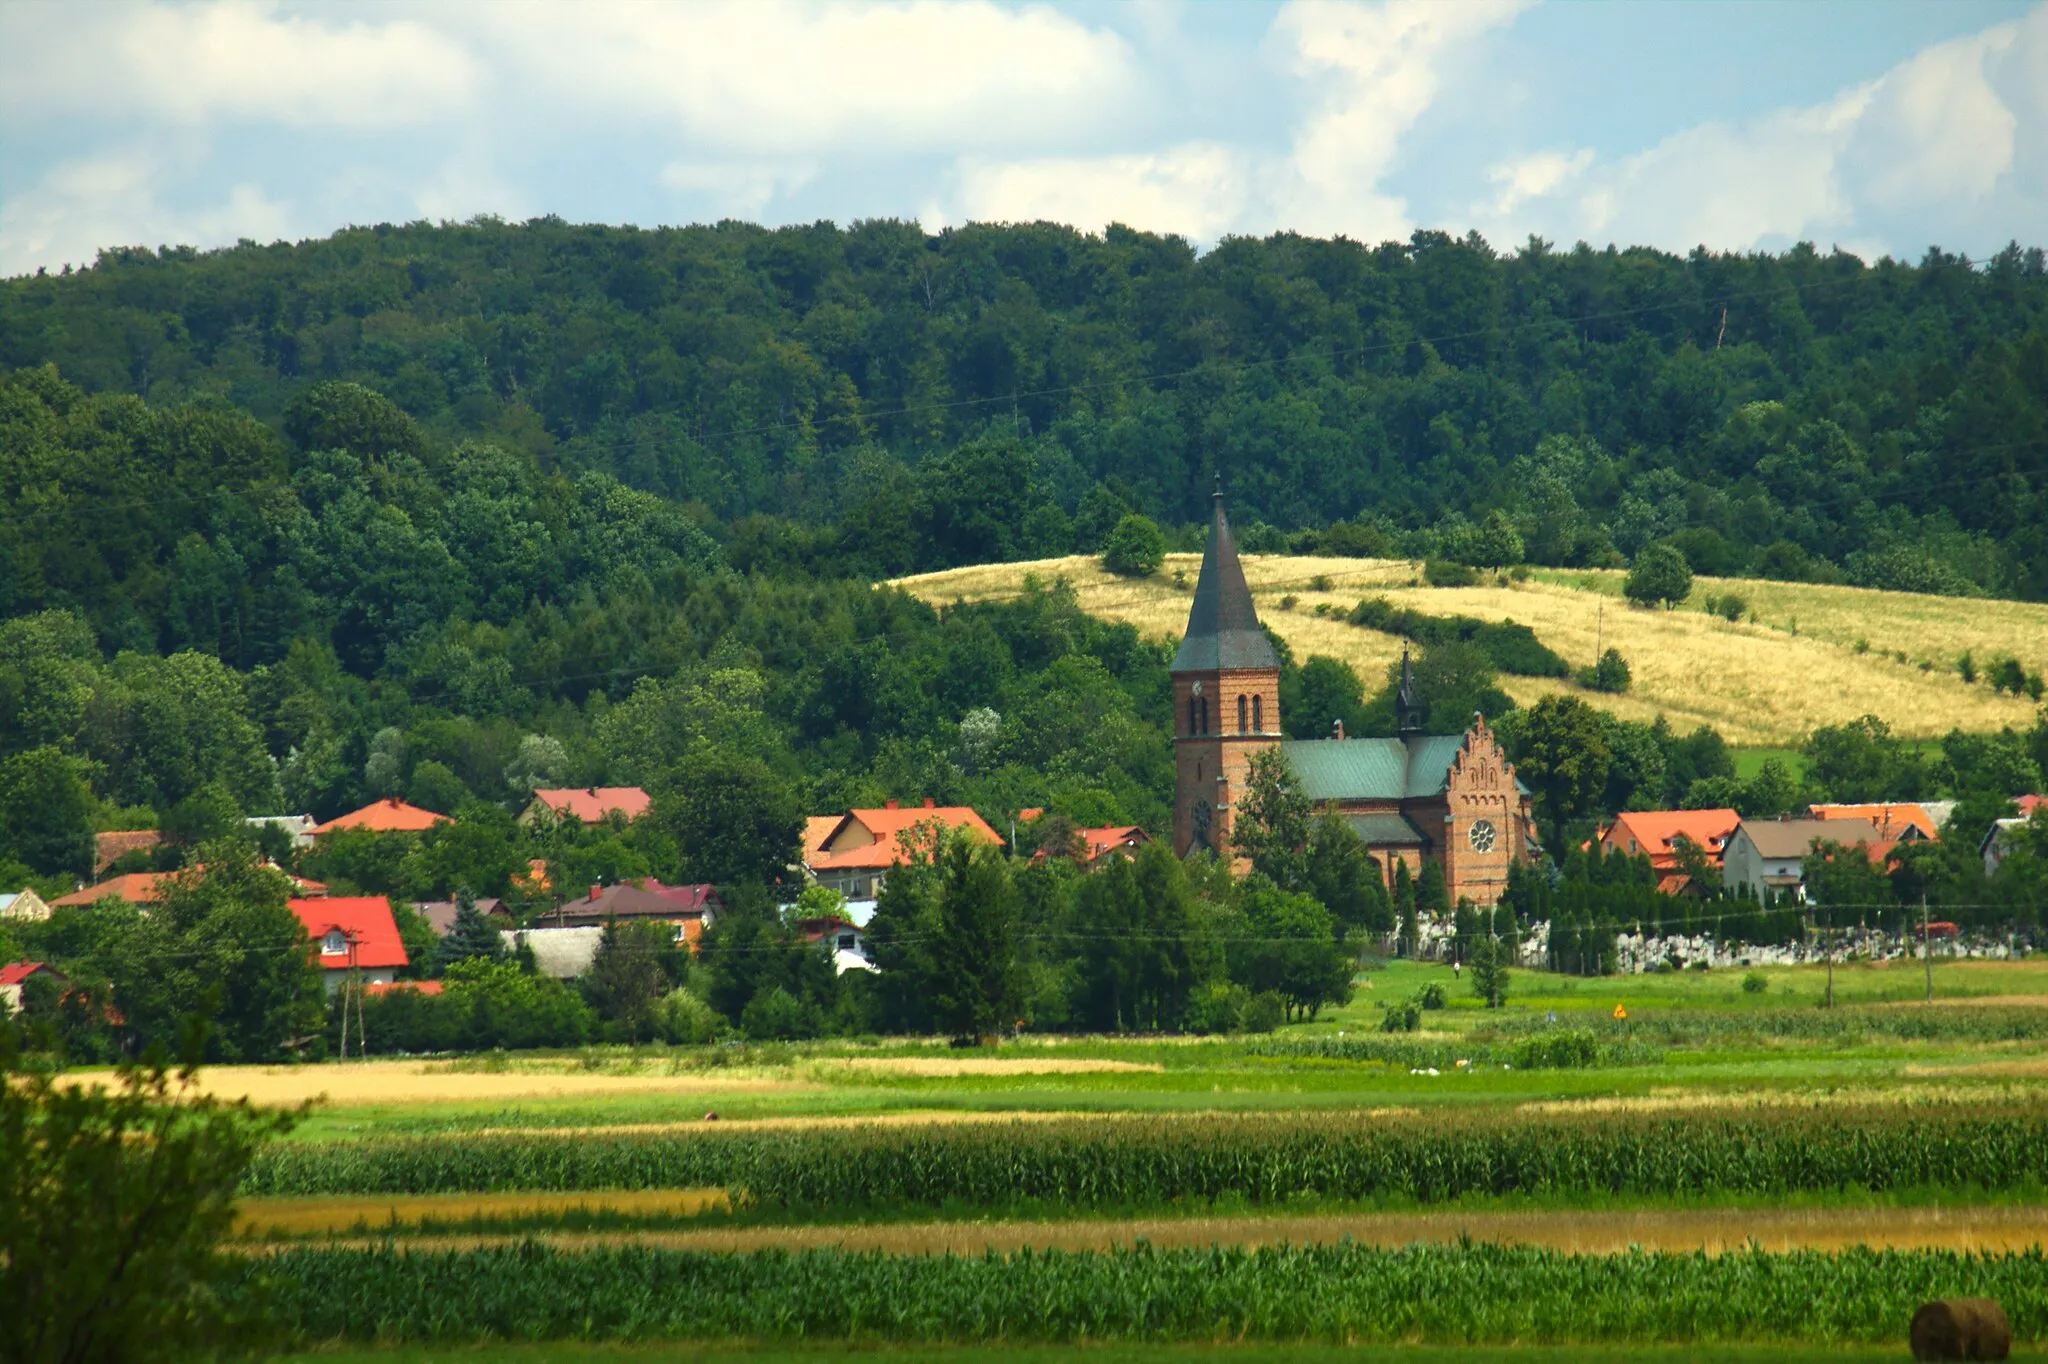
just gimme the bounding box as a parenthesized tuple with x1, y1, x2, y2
(1601, 809, 1741, 866)
(311, 798, 450, 835)
(530, 787, 651, 823)
(365, 979, 444, 997)
(289, 896, 410, 971)
(810, 802, 1004, 871)
(803, 815, 842, 864)
(1809, 803, 1939, 842)
(1079, 826, 1149, 860)
(52, 870, 174, 907)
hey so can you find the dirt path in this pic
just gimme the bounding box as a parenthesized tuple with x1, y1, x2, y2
(253, 1202, 2048, 1256)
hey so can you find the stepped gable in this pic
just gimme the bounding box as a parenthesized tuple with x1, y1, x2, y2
(1171, 487, 1278, 674)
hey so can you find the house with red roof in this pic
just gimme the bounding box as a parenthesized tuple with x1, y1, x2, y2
(1808, 802, 1940, 843)
(804, 800, 1005, 898)
(1597, 809, 1741, 893)
(288, 896, 411, 996)
(310, 798, 450, 836)
(519, 786, 652, 826)
(55, 864, 322, 908)
(1, 961, 65, 1012)
(539, 879, 721, 947)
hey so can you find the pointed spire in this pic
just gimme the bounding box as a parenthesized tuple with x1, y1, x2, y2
(1172, 485, 1277, 673)
(1397, 646, 1423, 737)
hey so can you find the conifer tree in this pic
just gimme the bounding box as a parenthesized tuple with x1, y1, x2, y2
(433, 888, 507, 976)
(1393, 859, 1418, 957)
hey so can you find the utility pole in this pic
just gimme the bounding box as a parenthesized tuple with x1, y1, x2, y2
(1922, 894, 1933, 1002)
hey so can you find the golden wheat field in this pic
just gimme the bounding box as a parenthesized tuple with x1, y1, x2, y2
(895, 555, 2048, 746)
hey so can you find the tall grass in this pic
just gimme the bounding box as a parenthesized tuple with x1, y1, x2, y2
(243, 1241, 2048, 1344)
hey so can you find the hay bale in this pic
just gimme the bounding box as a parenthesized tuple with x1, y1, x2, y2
(1911, 1298, 2012, 1361)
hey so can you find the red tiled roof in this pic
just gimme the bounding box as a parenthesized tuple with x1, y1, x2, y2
(310, 799, 450, 835)
(289, 896, 410, 971)
(529, 787, 652, 823)
(1809, 803, 1940, 842)
(810, 802, 1004, 871)
(634, 879, 721, 912)
(2017, 795, 2047, 817)
(52, 871, 175, 907)
(1, 961, 54, 987)
(1080, 826, 1149, 860)
(1601, 809, 1741, 867)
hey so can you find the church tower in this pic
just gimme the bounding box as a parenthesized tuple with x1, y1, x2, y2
(1171, 487, 1280, 857)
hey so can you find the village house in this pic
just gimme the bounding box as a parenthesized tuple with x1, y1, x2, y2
(1721, 816, 1886, 902)
(1808, 802, 1940, 843)
(805, 800, 1005, 899)
(53, 865, 325, 908)
(1028, 824, 1153, 866)
(245, 814, 318, 848)
(310, 798, 450, 836)
(539, 879, 721, 947)
(1, 961, 65, 1012)
(1981, 795, 2048, 874)
(0, 888, 53, 922)
(1597, 809, 1741, 894)
(1170, 490, 1538, 905)
(518, 786, 652, 826)
(287, 896, 410, 997)
(793, 916, 876, 974)
(412, 897, 512, 938)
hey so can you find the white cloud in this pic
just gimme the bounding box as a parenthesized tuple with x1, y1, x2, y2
(952, 143, 1245, 239)
(0, 151, 296, 277)
(661, 162, 820, 221)
(1475, 4, 2048, 254)
(0, 1, 478, 129)
(461, 0, 1136, 155)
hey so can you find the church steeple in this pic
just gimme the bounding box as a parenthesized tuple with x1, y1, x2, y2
(1171, 485, 1278, 673)
(1397, 646, 1423, 737)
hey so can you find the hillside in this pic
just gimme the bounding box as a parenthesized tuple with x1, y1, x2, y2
(897, 556, 2048, 746)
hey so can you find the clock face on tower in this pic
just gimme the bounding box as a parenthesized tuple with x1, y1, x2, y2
(1467, 818, 1497, 853)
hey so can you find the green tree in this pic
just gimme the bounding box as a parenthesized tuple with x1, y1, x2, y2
(1393, 859, 1418, 956)
(1229, 877, 1353, 1021)
(1306, 808, 1393, 934)
(1624, 542, 1693, 608)
(406, 760, 470, 815)
(431, 889, 507, 975)
(1416, 859, 1450, 918)
(0, 1039, 299, 1364)
(1468, 933, 1511, 1007)
(1577, 648, 1631, 693)
(651, 748, 803, 887)
(1232, 746, 1313, 888)
(1101, 514, 1167, 577)
(1072, 840, 1205, 1030)
(583, 919, 676, 1042)
(1511, 694, 1614, 853)
(927, 832, 1022, 1044)
(1467, 508, 1525, 568)
(0, 746, 96, 878)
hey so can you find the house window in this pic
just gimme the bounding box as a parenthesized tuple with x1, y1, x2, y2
(321, 929, 346, 956)
(1253, 695, 1263, 733)
(1237, 694, 1248, 733)
(838, 933, 856, 950)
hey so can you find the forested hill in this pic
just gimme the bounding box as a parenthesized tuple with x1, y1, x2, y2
(5, 219, 2048, 610)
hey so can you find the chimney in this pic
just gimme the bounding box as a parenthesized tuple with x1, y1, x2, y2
(923, 797, 936, 809)
(589, 786, 600, 798)
(1333, 719, 1346, 741)
(589, 884, 601, 901)
(884, 798, 899, 810)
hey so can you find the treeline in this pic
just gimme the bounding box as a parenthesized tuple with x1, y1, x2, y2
(4, 219, 2048, 603)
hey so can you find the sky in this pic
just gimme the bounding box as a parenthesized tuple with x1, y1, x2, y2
(2, 0, 2045, 279)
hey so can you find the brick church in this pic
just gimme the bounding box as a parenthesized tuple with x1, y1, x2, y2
(1171, 490, 1539, 906)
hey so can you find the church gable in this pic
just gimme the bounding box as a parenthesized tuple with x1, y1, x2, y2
(1444, 717, 1520, 807)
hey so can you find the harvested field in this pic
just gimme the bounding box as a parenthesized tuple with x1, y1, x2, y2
(1518, 1083, 2048, 1116)
(252, 1202, 2048, 1256)
(896, 554, 2048, 745)
(60, 1060, 819, 1107)
(236, 1189, 728, 1236)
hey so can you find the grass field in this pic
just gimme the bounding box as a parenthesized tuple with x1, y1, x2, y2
(284, 1348, 2047, 1364)
(185, 958, 2048, 1356)
(893, 554, 2048, 745)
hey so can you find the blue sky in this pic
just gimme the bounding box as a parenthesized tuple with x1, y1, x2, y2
(3, 0, 2043, 278)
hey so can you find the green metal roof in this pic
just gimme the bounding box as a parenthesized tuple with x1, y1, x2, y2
(1282, 738, 1409, 801)
(1345, 813, 1429, 846)
(1402, 735, 1468, 799)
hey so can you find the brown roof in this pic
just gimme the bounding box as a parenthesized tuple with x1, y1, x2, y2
(552, 882, 714, 924)
(93, 829, 162, 873)
(414, 898, 508, 937)
(53, 871, 175, 906)
(1735, 817, 1884, 860)
(1808, 803, 1939, 842)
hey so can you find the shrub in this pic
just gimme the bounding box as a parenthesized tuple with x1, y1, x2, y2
(1742, 971, 1769, 994)
(1381, 998, 1422, 1032)
(1278, 595, 1299, 611)
(660, 989, 722, 1045)
(1509, 1029, 1599, 1069)
(1712, 593, 1745, 621)
(1101, 514, 1166, 577)
(739, 986, 816, 1041)
(1311, 574, 1332, 592)
(1575, 648, 1631, 694)
(1417, 982, 1447, 1010)
(1423, 559, 1479, 588)
(1240, 991, 1287, 1034)
(1959, 651, 1977, 684)
(1186, 981, 1252, 1035)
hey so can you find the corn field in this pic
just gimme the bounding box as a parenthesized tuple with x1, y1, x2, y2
(1477, 1005, 2048, 1046)
(241, 1241, 2048, 1343)
(243, 1107, 2048, 1209)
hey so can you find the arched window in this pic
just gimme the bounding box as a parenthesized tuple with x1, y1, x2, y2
(1188, 696, 1198, 735)
(1253, 694, 1263, 733)
(1237, 694, 1248, 733)
(1200, 698, 1210, 734)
